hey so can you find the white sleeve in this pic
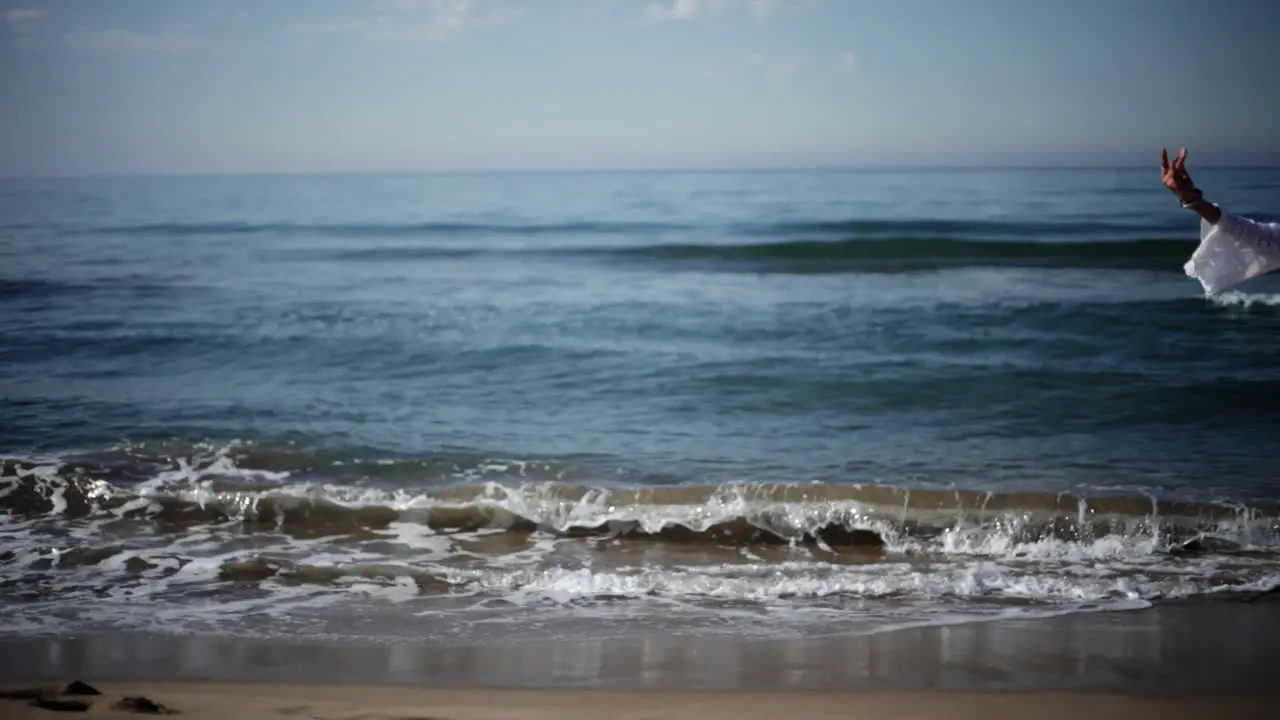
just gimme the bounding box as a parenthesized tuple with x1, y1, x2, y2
(1183, 208, 1280, 295)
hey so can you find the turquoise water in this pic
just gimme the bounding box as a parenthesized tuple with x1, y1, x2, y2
(2, 168, 1279, 641)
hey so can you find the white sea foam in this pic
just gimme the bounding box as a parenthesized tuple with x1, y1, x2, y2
(1210, 290, 1280, 308)
(2, 446, 1278, 642)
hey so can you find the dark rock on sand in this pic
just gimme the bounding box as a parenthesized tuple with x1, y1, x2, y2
(113, 695, 179, 715)
(1, 680, 177, 715)
(60, 680, 101, 696)
(31, 697, 92, 712)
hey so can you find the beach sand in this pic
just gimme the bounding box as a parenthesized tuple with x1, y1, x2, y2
(3, 596, 1278, 718)
(1, 681, 1276, 720)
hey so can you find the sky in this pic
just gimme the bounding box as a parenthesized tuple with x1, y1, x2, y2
(1, 0, 1278, 176)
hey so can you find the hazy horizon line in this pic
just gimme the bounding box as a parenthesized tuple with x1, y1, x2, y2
(5, 162, 1280, 181)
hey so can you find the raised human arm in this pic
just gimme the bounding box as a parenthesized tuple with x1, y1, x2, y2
(1162, 147, 1222, 224)
(1168, 148, 1280, 294)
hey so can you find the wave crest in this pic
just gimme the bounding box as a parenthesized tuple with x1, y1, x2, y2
(3, 457, 1273, 557)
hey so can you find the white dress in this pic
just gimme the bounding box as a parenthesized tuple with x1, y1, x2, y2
(1185, 207, 1280, 295)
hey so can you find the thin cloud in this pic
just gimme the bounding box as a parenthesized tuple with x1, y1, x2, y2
(4, 6, 45, 42)
(746, 0, 786, 20)
(646, 0, 704, 21)
(64, 25, 201, 52)
(838, 50, 859, 71)
(4, 7, 44, 24)
(289, 0, 519, 45)
(646, 0, 818, 22)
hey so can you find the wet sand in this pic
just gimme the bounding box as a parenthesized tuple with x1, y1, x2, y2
(1, 680, 1275, 720)
(2, 597, 1277, 718)
(6, 596, 1280, 692)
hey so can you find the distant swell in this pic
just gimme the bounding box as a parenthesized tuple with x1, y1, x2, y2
(327, 236, 1199, 272)
(33, 216, 1204, 274)
(63, 220, 692, 238)
(740, 218, 1188, 239)
(57, 217, 1188, 242)
(599, 236, 1197, 271)
(0, 278, 88, 300)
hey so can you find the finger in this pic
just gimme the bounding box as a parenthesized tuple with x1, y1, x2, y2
(1161, 148, 1169, 172)
(1175, 147, 1187, 171)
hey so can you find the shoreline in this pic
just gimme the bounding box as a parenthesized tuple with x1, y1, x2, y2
(3, 682, 1276, 720)
(4, 595, 1279, 694)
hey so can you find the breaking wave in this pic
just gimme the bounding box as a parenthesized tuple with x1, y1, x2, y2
(3, 443, 1280, 640)
(3, 447, 1277, 555)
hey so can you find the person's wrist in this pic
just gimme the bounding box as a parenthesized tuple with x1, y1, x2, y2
(1178, 189, 1204, 208)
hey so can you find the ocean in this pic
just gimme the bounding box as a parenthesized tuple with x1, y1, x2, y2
(2, 167, 1279, 645)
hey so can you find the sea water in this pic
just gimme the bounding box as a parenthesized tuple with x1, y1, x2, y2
(2, 167, 1279, 643)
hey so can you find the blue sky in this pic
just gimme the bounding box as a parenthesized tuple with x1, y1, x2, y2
(2, 0, 1278, 176)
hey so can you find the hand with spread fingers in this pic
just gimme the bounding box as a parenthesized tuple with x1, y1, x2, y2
(1161, 148, 1201, 206)
(1161, 148, 1219, 224)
